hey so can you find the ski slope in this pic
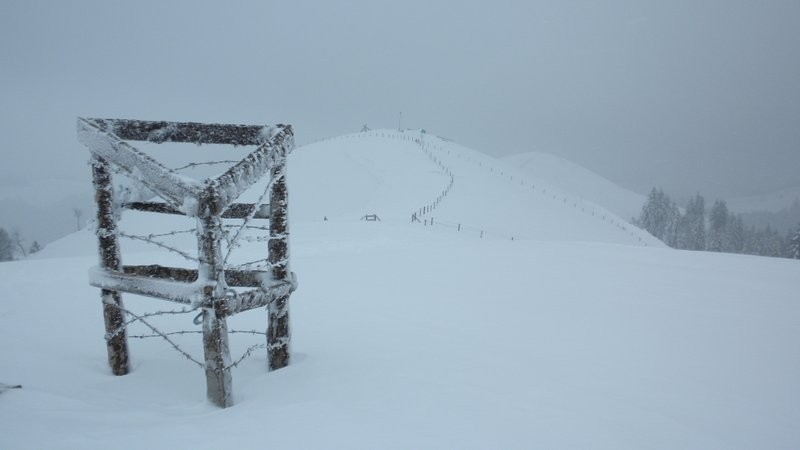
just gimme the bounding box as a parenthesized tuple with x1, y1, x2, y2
(1, 130, 798, 449)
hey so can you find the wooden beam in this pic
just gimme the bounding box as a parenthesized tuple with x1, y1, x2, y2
(212, 125, 294, 209)
(224, 281, 294, 316)
(196, 193, 233, 408)
(89, 266, 197, 304)
(267, 153, 292, 371)
(123, 202, 270, 219)
(87, 119, 273, 146)
(121, 265, 268, 288)
(91, 158, 130, 376)
(78, 118, 202, 211)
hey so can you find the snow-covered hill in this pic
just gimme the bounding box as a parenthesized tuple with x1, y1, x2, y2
(502, 151, 647, 222)
(2, 130, 798, 449)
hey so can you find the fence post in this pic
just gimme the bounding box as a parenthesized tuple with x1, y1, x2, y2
(458, 224, 461, 232)
(480, 230, 484, 238)
(91, 157, 130, 376)
(268, 153, 292, 372)
(197, 185, 233, 408)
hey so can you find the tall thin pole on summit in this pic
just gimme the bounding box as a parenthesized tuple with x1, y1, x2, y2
(398, 111, 402, 131)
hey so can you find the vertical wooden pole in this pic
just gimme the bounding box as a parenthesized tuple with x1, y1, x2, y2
(268, 153, 291, 371)
(197, 185, 233, 407)
(91, 158, 130, 376)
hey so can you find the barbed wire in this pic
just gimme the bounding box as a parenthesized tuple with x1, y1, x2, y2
(228, 343, 268, 370)
(231, 257, 275, 270)
(119, 232, 200, 262)
(170, 160, 239, 172)
(223, 175, 276, 265)
(111, 303, 205, 368)
(130, 329, 267, 339)
(141, 228, 197, 238)
(118, 302, 272, 370)
(107, 305, 201, 340)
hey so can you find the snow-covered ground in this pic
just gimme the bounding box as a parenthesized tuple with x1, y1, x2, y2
(1, 130, 798, 449)
(502, 151, 647, 222)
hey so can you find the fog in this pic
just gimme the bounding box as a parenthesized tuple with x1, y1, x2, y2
(1, 1, 799, 232)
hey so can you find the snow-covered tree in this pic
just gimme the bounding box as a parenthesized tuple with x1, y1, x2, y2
(678, 194, 706, 251)
(638, 188, 678, 243)
(725, 213, 745, 253)
(708, 200, 729, 252)
(664, 200, 681, 248)
(0, 227, 13, 261)
(11, 229, 26, 259)
(787, 224, 800, 259)
(29, 241, 42, 254)
(751, 225, 785, 257)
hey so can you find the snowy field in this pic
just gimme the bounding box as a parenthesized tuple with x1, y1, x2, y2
(1, 131, 798, 449)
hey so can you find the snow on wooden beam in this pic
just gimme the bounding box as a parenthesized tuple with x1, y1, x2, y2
(213, 125, 294, 208)
(78, 118, 201, 210)
(89, 266, 199, 305)
(87, 118, 273, 146)
(224, 281, 295, 316)
(121, 265, 269, 288)
(123, 202, 270, 219)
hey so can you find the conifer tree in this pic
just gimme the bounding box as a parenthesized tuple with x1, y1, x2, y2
(639, 188, 679, 244)
(787, 223, 800, 259)
(681, 194, 706, 251)
(708, 200, 729, 252)
(0, 227, 13, 262)
(726, 213, 745, 253)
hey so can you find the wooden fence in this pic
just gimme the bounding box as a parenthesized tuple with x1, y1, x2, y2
(77, 118, 296, 407)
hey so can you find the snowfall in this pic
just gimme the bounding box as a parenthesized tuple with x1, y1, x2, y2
(1, 130, 798, 449)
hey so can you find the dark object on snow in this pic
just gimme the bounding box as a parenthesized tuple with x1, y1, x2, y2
(361, 214, 381, 222)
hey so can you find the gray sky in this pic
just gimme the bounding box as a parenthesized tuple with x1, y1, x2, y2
(1, 0, 799, 202)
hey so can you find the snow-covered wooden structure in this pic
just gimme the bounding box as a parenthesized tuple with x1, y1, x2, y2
(77, 118, 296, 407)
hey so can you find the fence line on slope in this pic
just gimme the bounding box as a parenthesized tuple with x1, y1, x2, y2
(406, 131, 652, 245)
(306, 128, 652, 245)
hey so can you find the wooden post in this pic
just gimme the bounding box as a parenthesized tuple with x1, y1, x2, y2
(91, 158, 130, 376)
(197, 185, 233, 408)
(268, 154, 291, 371)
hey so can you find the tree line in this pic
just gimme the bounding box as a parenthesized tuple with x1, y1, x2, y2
(635, 188, 800, 259)
(0, 207, 82, 262)
(0, 226, 41, 262)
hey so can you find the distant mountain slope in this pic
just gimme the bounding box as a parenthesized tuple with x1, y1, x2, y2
(727, 185, 800, 213)
(37, 129, 659, 260)
(502, 151, 646, 222)
(0, 179, 94, 245)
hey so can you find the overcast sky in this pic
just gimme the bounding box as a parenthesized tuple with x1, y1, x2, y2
(1, 0, 798, 201)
